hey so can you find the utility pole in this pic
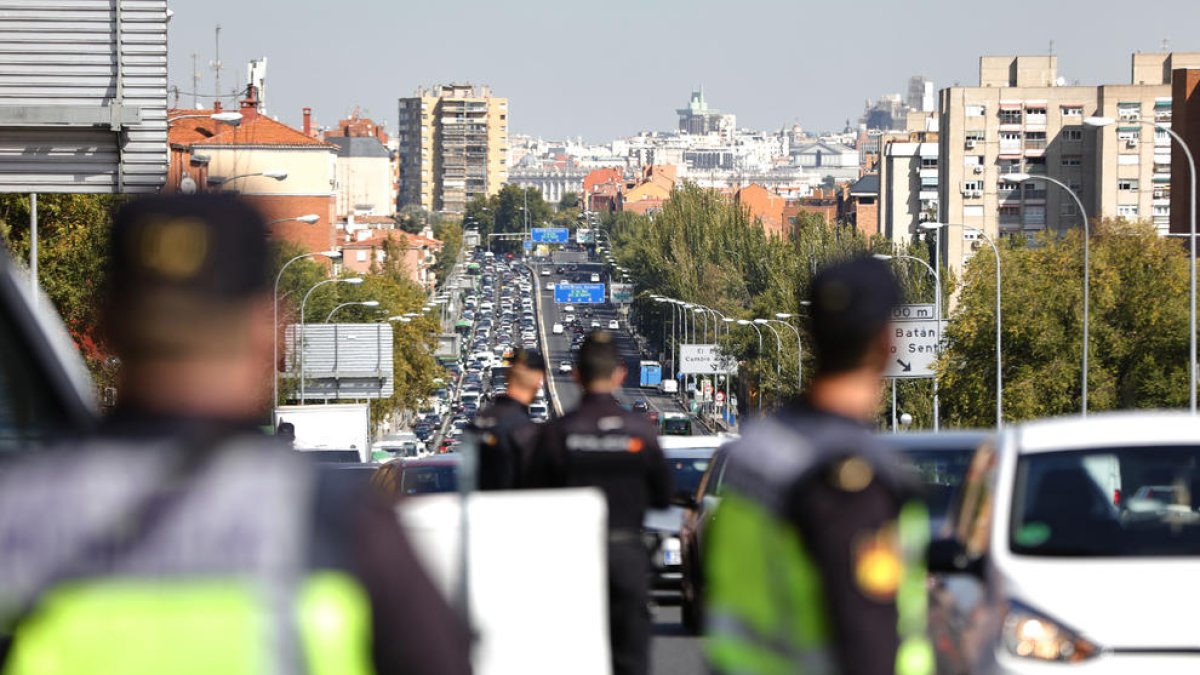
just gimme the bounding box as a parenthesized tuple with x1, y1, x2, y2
(210, 25, 224, 106)
(191, 52, 200, 108)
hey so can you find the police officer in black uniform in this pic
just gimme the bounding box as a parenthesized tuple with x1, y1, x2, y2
(0, 195, 472, 675)
(472, 347, 546, 490)
(526, 330, 671, 675)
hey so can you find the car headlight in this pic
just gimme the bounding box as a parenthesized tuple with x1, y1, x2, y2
(1002, 601, 1101, 663)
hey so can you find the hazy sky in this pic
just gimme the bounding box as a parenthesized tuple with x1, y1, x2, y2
(167, 0, 1200, 142)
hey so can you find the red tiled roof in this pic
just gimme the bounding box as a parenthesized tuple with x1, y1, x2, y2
(344, 232, 443, 250)
(186, 110, 337, 149)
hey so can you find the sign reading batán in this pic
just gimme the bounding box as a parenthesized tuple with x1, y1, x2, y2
(679, 344, 738, 375)
(885, 303, 941, 378)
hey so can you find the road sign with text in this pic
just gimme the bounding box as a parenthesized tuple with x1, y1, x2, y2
(892, 304, 936, 321)
(532, 227, 570, 244)
(885, 319, 941, 378)
(554, 283, 606, 304)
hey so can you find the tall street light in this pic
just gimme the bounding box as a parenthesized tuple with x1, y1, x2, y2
(966, 228, 1003, 428)
(208, 169, 288, 189)
(875, 253, 941, 430)
(299, 277, 364, 402)
(325, 300, 380, 323)
(653, 296, 678, 380)
(273, 250, 341, 414)
(771, 315, 804, 391)
(737, 319, 765, 414)
(1002, 172, 1090, 416)
(268, 214, 321, 226)
(753, 318, 784, 389)
(1087, 115, 1198, 413)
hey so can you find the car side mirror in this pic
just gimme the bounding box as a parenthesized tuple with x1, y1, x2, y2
(926, 538, 984, 578)
(672, 491, 698, 509)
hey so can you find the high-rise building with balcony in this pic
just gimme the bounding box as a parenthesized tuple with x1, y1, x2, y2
(397, 83, 509, 213)
(939, 52, 1200, 274)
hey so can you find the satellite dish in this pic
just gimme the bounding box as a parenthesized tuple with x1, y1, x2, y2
(179, 175, 197, 195)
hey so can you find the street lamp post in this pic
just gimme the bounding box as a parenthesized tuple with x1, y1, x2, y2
(325, 300, 380, 323)
(1087, 115, 1198, 413)
(299, 277, 364, 402)
(267, 214, 321, 226)
(737, 319, 765, 414)
(875, 253, 941, 430)
(966, 227, 1003, 428)
(208, 169, 288, 189)
(771, 315, 804, 391)
(1002, 172, 1090, 416)
(273, 250, 341, 413)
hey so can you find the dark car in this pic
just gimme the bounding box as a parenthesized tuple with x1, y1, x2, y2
(413, 424, 434, 441)
(677, 443, 732, 633)
(645, 437, 728, 604)
(371, 455, 461, 500)
(632, 400, 650, 414)
(876, 430, 989, 536)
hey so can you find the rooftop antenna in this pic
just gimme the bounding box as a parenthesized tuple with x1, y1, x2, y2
(191, 52, 200, 108)
(1048, 39, 1055, 56)
(210, 25, 224, 106)
(1162, 37, 1171, 52)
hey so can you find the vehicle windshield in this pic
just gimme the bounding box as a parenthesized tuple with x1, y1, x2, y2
(1011, 447, 1200, 557)
(662, 417, 690, 436)
(668, 455, 713, 497)
(401, 466, 459, 495)
(899, 449, 975, 523)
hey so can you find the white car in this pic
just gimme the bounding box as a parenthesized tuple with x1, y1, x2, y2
(608, 320, 619, 330)
(540, 268, 550, 276)
(552, 323, 564, 335)
(928, 412, 1200, 674)
(590, 273, 600, 282)
(563, 305, 575, 313)
(558, 361, 573, 374)
(591, 320, 601, 329)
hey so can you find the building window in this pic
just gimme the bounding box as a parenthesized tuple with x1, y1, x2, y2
(1118, 179, 1140, 191)
(921, 157, 938, 169)
(1063, 128, 1083, 142)
(964, 205, 985, 217)
(1024, 206, 1046, 226)
(1117, 128, 1141, 143)
(997, 158, 1021, 174)
(1025, 107, 1048, 124)
(999, 132, 1022, 152)
(1118, 103, 1142, 121)
(1117, 204, 1139, 218)
(1025, 156, 1047, 173)
(999, 205, 1021, 225)
(1062, 106, 1084, 118)
(965, 104, 985, 117)
(1153, 205, 1171, 217)
(356, 250, 367, 262)
(1061, 200, 1078, 215)
(963, 180, 983, 192)
(999, 109, 1023, 124)
(1061, 156, 1082, 167)
(965, 130, 986, 142)
(1024, 131, 1047, 150)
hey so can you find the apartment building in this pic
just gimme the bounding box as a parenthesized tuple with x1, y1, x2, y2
(397, 83, 509, 213)
(879, 140, 940, 242)
(939, 52, 1200, 273)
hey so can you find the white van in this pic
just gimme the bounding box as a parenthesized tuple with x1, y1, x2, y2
(529, 402, 550, 423)
(658, 379, 679, 394)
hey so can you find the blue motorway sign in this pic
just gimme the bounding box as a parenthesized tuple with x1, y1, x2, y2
(523, 239, 533, 251)
(531, 227, 570, 244)
(554, 283, 606, 304)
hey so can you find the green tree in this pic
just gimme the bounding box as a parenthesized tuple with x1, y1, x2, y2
(0, 194, 122, 391)
(939, 219, 1189, 427)
(431, 219, 463, 283)
(558, 191, 579, 211)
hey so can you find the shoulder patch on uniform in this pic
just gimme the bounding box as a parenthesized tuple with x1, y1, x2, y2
(830, 456, 873, 492)
(854, 522, 902, 602)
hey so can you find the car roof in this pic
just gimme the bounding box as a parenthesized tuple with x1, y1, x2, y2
(875, 430, 990, 452)
(402, 453, 461, 466)
(1012, 411, 1200, 454)
(658, 434, 738, 451)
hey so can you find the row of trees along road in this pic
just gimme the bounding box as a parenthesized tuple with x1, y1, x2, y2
(609, 186, 1197, 429)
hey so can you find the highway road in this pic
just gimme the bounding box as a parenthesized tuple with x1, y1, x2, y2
(532, 249, 705, 673)
(534, 251, 694, 425)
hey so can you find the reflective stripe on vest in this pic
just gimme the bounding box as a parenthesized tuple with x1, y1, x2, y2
(2, 571, 373, 675)
(895, 502, 934, 675)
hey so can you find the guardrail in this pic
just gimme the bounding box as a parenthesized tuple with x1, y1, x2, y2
(529, 261, 565, 418)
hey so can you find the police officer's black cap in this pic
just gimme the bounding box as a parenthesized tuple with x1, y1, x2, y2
(577, 330, 621, 382)
(807, 256, 900, 374)
(511, 347, 546, 372)
(109, 194, 271, 302)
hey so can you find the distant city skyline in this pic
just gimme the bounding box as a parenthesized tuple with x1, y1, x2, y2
(167, 0, 1200, 141)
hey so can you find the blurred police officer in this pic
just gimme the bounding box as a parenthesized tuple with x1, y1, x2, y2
(472, 348, 546, 490)
(705, 256, 934, 675)
(526, 331, 671, 675)
(0, 195, 471, 675)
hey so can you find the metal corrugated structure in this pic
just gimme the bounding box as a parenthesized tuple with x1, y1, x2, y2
(284, 323, 394, 402)
(0, 1, 168, 193)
